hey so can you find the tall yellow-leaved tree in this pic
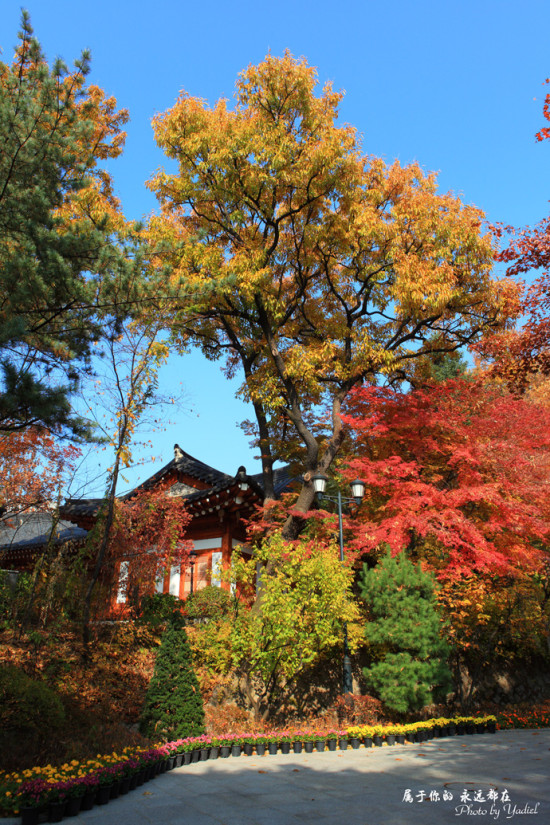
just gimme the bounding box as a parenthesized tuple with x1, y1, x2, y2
(148, 52, 517, 539)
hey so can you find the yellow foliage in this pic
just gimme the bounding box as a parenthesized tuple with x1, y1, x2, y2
(147, 51, 516, 487)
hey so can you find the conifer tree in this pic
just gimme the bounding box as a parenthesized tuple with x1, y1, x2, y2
(139, 620, 205, 740)
(360, 551, 452, 713)
(0, 13, 130, 435)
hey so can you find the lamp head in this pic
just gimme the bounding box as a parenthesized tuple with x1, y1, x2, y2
(350, 478, 365, 505)
(312, 472, 328, 502)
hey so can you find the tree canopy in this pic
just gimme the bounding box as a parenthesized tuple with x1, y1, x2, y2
(0, 13, 131, 435)
(342, 376, 550, 579)
(480, 78, 550, 389)
(149, 52, 516, 537)
(228, 533, 360, 720)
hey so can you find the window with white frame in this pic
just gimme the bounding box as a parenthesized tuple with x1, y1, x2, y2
(117, 560, 129, 604)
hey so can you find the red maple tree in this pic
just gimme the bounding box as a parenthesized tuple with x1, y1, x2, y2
(0, 428, 80, 516)
(483, 78, 550, 387)
(342, 377, 550, 580)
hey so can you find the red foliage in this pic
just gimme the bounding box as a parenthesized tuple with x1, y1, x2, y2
(342, 378, 550, 580)
(333, 694, 386, 726)
(484, 78, 550, 386)
(107, 484, 193, 600)
(0, 428, 80, 514)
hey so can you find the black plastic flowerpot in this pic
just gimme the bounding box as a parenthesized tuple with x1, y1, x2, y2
(65, 796, 83, 816)
(314, 740, 325, 752)
(220, 746, 231, 758)
(338, 738, 348, 750)
(210, 747, 220, 759)
(372, 736, 383, 747)
(96, 785, 112, 805)
(385, 735, 395, 746)
(255, 743, 266, 756)
(268, 743, 278, 755)
(168, 755, 177, 769)
(183, 752, 192, 765)
(350, 738, 361, 750)
(48, 800, 66, 823)
(110, 780, 121, 799)
(243, 744, 253, 756)
(231, 745, 242, 757)
(191, 749, 200, 762)
(20, 807, 40, 825)
(119, 777, 132, 796)
(327, 739, 337, 751)
(280, 742, 290, 754)
(200, 747, 210, 761)
(175, 753, 184, 768)
(363, 738, 373, 748)
(292, 742, 303, 754)
(487, 722, 496, 734)
(304, 742, 314, 753)
(80, 789, 97, 810)
(396, 734, 406, 745)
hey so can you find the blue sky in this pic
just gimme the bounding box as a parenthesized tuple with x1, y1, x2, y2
(3, 0, 550, 494)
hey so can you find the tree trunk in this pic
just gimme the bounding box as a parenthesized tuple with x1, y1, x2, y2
(82, 454, 121, 654)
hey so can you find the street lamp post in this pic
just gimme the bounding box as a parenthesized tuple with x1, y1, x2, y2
(312, 473, 365, 695)
(189, 549, 197, 595)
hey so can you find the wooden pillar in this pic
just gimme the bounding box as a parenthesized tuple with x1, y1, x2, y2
(220, 519, 232, 592)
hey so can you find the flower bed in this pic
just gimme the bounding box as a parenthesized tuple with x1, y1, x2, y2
(496, 707, 550, 729)
(0, 715, 500, 819)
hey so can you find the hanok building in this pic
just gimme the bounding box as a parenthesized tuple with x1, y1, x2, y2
(0, 511, 87, 573)
(61, 444, 291, 610)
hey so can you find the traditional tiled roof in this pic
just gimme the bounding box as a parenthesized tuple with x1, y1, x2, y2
(61, 445, 294, 521)
(0, 512, 87, 552)
(61, 498, 103, 520)
(251, 465, 294, 496)
(135, 444, 232, 492)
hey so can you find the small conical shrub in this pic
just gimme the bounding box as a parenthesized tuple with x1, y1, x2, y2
(360, 551, 452, 713)
(139, 619, 205, 740)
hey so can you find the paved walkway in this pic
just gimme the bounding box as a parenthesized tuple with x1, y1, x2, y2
(5, 730, 550, 825)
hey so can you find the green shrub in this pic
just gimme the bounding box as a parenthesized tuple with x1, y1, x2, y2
(184, 585, 231, 620)
(0, 664, 65, 733)
(0, 570, 32, 628)
(139, 620, 205, 740)
(139, 592, 183, 626)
